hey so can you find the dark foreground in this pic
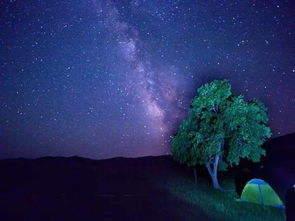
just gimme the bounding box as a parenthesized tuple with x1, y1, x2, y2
(0, 156, 210, 221)
(0, 155, 286, 221)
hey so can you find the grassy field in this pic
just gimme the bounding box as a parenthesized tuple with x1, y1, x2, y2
(156, 172, 285, 221)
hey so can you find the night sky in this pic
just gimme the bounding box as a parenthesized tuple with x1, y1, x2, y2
(1, 0, 294, 159)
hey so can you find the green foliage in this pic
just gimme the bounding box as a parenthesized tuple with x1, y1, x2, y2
(172, 80, 272, 171)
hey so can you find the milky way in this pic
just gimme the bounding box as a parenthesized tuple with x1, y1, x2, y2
(0, 0, 294, 159)
(100, 1, 183, 136)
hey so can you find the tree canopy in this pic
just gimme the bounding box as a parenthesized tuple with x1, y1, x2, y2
(171, 80, 272, 189)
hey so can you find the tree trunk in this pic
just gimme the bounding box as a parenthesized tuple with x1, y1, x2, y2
(193, 167, 197, 184)
(206, 154, 222, 190)
(211, 169, 222, 190)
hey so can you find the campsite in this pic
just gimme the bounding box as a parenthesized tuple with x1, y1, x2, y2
(0, 155, 286, 221)
(1, 133, 294, 221)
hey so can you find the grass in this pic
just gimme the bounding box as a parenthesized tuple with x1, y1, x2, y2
(155, 172, 285, 221)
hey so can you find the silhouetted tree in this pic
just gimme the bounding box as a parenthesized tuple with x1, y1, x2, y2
(171, 80, 271, 190)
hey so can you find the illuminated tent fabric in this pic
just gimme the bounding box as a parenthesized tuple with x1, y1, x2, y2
(239, 178, 284, 208)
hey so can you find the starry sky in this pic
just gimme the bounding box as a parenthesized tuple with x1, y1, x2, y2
(0, 0, 294, 159)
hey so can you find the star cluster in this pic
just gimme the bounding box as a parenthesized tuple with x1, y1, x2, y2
(0, 0, 294, 159)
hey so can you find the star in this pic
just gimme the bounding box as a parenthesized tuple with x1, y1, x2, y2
(0, 0, 294, 159)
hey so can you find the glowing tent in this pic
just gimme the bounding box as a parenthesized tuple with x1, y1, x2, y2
(239, 178, 284, 208)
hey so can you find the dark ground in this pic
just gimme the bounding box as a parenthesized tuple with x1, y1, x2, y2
(0, 156, 210, 221)
(0, 133, 293, 221)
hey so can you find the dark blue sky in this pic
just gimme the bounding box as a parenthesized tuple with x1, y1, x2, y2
(1, 0, 294, 159)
